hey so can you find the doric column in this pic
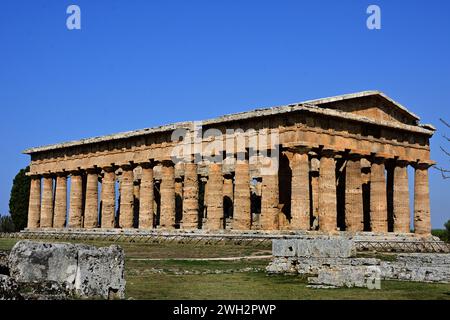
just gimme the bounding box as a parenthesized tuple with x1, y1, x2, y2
(370, 157, 388, 232)
(40, 174, 54, 228)
(69, 171, 83, 228)
(345, 154, 364, 232)
(160, 160, 176, 229)
(318, 150, 337, 232)
(393, 160, 410, 233)
(182, 162, 199, 229)
(119, 165, 134, 229)
(84, 168, 99, 229)
(290, 148, 310, 230)
(233, 159, 251, 230)
(53, 173, 67, 228)
(27, 175, 41, 229)
(413, 162, 431, 235)
(204, 163, 223, 230)
(139, 163, 154, 229)
(260, 165, 279, 231)
(101, 167, 116, 228)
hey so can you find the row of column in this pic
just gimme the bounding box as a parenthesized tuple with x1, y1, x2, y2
(282, 148, 431, 234)
(27, 151, 432, 234)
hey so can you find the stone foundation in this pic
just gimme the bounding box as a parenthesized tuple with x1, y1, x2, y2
(267, 238, 450, 287)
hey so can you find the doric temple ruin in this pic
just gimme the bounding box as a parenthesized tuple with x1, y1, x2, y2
(23, 91, 435, 235)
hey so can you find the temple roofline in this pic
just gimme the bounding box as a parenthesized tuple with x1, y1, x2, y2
(23, 90, 434, 155)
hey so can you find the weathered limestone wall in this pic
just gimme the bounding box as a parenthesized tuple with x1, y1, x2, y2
(267, 238, 450, 286)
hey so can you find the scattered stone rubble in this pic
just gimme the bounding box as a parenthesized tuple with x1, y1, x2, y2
(266, 237, 450, 288)
(0, 240, 125, 300)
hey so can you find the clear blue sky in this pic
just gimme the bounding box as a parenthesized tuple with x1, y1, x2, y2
(0, 0, 449, 228)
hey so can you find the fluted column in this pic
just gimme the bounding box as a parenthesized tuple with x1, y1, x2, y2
(370, 157, 388, 232)
(119, 165, 134, 228)
(204, 163, 223, 230)
(101, 167, 116, 228)
(69, 172, 83, 228)
(53, 173, 67, 228)
(182, 162, 199, 229)
(345, 154, 364, 232)
(139, 163, 155, 229)
(260, 166, 279, 231)
(40, 175, 54, 228)
(413, 162, 431, 235)
(318, 150, 337, 232)
(27, 175, 41, 229)
(84, 169, 99, 229)
(393, 160, 410, 233)
(233, 159, 251, 230)
(160, 160, 176, 229)
(290, 148, 310, 230)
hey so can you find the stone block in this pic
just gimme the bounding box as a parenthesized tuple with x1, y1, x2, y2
(296, 237, 355, 258)
(9, 241, 79, 284)
(75, 245, 125, 299)
(8, 240, 126, 299)
(272, 239, 298, 257)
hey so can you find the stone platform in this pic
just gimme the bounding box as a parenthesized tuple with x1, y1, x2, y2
(0, 229, 447, 253)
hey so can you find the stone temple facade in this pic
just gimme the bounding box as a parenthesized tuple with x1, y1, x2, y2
(23, 91, 435, 235)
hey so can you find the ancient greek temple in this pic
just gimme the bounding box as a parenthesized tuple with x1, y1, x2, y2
(24, 91, 435, 235)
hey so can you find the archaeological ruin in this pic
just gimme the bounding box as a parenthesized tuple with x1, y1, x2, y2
(23, 91, 436, 235)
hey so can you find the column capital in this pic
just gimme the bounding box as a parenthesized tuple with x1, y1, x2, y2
(68, 168, 83, 176)
(161, 159, 175, 167)
(320, 148, 335, 158)
(42, 172, 55, 178)
(102, 165, 116, 173)
(412, 161, 434, 170)
(86, 167, 100, 174)
(120, 162, 136, 171)
(289, 145, 311, 154)
(139, 160, 156, 169)
(54, 170, 69, 177)
(395, 159, 410, 168)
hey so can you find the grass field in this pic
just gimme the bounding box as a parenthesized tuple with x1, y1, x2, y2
(1, 238, 449, 300)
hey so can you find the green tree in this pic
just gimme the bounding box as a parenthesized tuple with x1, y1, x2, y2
(445, 220, 450, 241)
(0, 214, 15, 233)
(9, 166, 31, 231)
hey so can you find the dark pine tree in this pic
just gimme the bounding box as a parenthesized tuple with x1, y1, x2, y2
(9, 166, 31, 231)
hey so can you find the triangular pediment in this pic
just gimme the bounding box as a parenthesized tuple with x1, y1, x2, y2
(304, 91, 420, 126)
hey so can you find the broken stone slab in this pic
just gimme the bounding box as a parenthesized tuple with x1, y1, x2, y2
(75, 245, 126, 299)
(8, 240, 126, 299)
(307, 266, 381, 289)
